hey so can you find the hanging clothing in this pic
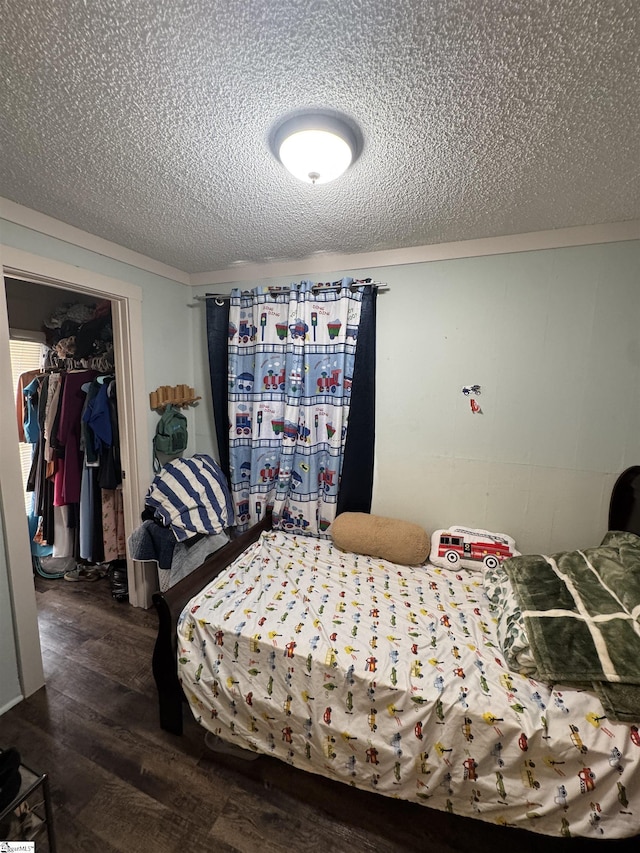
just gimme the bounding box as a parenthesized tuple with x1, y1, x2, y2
(79, 462, 95, 561)
(43, 372, 63, 463)
(51, 505, 74, 558)
(97, 379, 121, 490)
(21, 374, 54, 559)
(26, 375, 50, 516)
(23, 374, 46, 444)
(17, 370, 41, 443)
(19, 370, 121, 561)
(16, 299, 120, 567)
(53, 369, 97, 506)
(78, 376, 121, 560)
(79, 379, 102, 466)
(82, 379, 112, 453)
(101, 485, 126, 561)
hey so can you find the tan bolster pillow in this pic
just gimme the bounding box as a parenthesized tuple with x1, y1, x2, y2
(330, 512, 430, 566)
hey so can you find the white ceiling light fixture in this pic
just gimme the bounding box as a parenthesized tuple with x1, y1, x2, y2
(272, 113, 359, 185)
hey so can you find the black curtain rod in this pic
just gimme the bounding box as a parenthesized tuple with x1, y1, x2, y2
(194, 279, 388, 302)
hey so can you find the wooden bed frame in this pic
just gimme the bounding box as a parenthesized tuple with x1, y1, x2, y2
(152, 466, 640, 736)
(151, 512, 273, 734)
(609, 465, 640, 535)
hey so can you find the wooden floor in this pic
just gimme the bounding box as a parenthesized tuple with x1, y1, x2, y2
(2, 574, 636, 852)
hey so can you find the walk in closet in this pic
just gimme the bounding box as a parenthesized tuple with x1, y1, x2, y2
(6, 278, 127, 594)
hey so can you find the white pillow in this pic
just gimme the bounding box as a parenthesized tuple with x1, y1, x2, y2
(429, 525, 519, 572)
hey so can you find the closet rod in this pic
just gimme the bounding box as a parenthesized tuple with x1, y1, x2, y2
(192, 279, 389, 302)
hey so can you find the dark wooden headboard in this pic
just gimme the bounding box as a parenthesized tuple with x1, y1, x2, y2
(609, 466, 640, 536)
(152, 512, 272, 734)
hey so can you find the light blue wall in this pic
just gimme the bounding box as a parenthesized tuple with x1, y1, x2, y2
(193, 239, 640, 555)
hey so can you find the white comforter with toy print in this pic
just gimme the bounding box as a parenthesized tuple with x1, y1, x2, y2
(177, 531, 640, 839)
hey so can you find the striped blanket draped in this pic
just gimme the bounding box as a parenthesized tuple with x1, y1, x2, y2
(504, 530, 640, 722)
(145, 454, 233, 541)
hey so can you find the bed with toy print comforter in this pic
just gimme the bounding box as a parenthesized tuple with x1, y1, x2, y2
(177, 530, 640, 839)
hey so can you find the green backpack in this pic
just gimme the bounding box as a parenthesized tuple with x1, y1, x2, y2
(153, 405, 188, 471)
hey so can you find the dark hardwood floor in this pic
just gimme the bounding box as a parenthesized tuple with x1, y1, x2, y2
(1, 573, 637, 852)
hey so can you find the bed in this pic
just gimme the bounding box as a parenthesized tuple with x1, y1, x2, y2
(152, 468, 640, 840)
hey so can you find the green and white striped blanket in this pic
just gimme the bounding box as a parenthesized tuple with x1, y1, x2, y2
(502, 530, 640, 722)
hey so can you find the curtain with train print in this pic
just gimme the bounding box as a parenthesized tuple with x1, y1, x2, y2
(207, 279, 374, 535)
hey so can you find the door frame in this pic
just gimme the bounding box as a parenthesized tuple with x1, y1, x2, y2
(1, 245, 153, 697)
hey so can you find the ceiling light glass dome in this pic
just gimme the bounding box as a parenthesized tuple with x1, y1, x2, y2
(272, 113, 359, 185)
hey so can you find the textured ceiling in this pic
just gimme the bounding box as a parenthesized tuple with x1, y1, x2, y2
(1, 1, 639, 275)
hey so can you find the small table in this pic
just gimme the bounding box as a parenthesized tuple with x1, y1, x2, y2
(0, 756, 56, 852)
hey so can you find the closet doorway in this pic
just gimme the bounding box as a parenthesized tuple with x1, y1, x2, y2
(1, 246, 154, 698)
(8, 283, 115, 580)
